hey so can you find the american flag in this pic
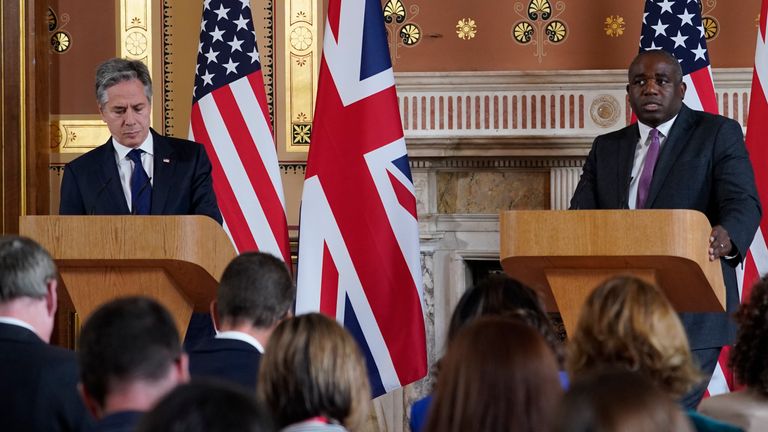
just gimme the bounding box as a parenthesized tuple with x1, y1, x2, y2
(639, 0, 717, 112)
(190, 0, 290, 264)
(295, 0, 427, 397)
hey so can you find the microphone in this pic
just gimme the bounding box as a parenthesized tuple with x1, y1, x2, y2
(131, 177, 153, 215)
(89, 177, 112, 215)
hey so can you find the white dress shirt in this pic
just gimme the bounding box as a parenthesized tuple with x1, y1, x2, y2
(215, 330, 265, 353)
(627, 115, 677, 209)
(112, 134, 154, 212)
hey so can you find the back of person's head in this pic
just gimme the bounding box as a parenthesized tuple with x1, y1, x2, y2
(567, 276, 701, 398)
(552, 369, 694, 432)
(426, 317, 562, 432)
(731, 275, 768, 396)
(215, 252, 295, 329)
(0, 235, 56, 302)
(138, 380, 274, 432)
(78, 297, 186, 412)
(257, 313, 370, 429)
(447, 274, 562, 364)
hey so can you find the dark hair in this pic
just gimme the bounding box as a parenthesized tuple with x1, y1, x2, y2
(257, 313, 369, 429)
(137, 380, 274, 432)
(0, 235, 57, 301)
(78, 297, 182, 407)
(447, 274, 563, 365)
(629, 49, 683, 83)
(731, 275, 768, 395)
(552, 369, 693, 432)
(216, 252, 295, 328)
(425, 317, 562, 432)
(95, 58, 152, 107)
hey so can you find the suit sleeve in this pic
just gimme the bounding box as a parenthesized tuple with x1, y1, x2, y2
(59, 164, 86, 215)
(569, 137, 600, 210)
(191, 144, 223, 224)
(712, 119, 762, 264)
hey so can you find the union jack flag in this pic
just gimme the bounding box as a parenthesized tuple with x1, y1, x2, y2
(296, 0, 427, 396)
(190, 0, 290, 263)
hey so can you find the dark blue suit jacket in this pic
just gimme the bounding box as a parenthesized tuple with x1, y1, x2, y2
(188, 338, 262, 391)
(0, 323, 94, 432)
(94, 411, 142, 432)
(570, 105, 762, 349)
(59, 129, 222, 224)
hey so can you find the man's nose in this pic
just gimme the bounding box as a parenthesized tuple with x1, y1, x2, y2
(124, 109, 136, 124)
(642, 80, 661, 94)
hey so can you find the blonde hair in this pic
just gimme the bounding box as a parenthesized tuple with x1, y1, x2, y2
(567, 276, 702, 397)
(257, 313, 370, 430)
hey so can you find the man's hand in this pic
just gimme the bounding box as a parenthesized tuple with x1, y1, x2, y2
(709, 225, 733, 261)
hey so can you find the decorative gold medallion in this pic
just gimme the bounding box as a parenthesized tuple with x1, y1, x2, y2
(513, 22, 534, 43)
(456, 18, 477, 40)
(292, 123, 312, 145)
(545, 20, 566, 42)
(384, 0, 406, 24)
(528, 0, 552, 20)
(290, 26, 313, 51)
(51, 31, 71, 53)
(400, 24, 421, 45)
(604, 15, 625, 37)
(702, 16, 718, 40)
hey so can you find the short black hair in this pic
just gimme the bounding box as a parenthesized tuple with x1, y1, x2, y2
(216, 252, 295, 328)
(629, 49, 683, 83)
(138, 380, 274, 432)
(78, 297, 181, 407)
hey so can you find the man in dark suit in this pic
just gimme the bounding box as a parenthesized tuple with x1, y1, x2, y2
(570, 50, 761, 408)
(59, 58, 221, 224)
(0, 236, 93, 432)
(78, 297, 189, 432)
(188, 252, 295, 391)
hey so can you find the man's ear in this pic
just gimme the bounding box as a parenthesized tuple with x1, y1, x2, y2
(176, 353, 190, 383)
(78, 383, 103, 420)
(45, 279, 58, 318)
(679, 81, 687, 99)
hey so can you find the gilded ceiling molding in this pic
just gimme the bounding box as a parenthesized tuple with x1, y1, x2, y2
(285, 0, 320, 152)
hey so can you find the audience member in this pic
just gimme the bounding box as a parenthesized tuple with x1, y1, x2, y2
(257, 313, 370, 431)
(0, 235, 93, 432)
(78, 297, 188, 432)
(137, 380, 274, 432)
(189, 252, 295, 391)
(552, 369, 694, 432)
(424, 317, 562, 432)
(567, 276, 744, 431)
(699, 276, 768, 430)
(410, 274, 564, 432)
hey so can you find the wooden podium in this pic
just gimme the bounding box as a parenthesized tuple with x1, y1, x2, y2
(499, 210, 726, 336)
(19, 216, 236, 346)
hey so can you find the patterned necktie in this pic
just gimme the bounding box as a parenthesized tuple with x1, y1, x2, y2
(636, 128, 661, 209)
(127, 148, 151, 215)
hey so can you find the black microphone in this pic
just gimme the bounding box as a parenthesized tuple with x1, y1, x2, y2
(131, 177, 153, 215)
(89, 177, 112, 215)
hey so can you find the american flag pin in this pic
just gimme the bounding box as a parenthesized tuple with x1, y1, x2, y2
(163, 158, 170, 163)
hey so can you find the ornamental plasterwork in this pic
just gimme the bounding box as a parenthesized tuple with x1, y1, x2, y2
(604, 15, 625, 38)
(384, 0, 422, 63)
(48, 7, 72, 54)
(285, 0, 320, 151)
(456, 18, 477, 40)
(512, 0, 568, 63)
(699, 0, 719, 41)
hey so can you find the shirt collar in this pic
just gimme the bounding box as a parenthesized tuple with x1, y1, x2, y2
(215, 330, 265, 353)
(638, 114, 677, 145)
(0, 316, 37, 334)
(112, 131, 154, 160)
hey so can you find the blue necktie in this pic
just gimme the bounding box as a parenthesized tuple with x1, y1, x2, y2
(127, 149, 151, 215)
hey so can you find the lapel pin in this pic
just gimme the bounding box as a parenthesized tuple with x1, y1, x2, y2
(163, 158, 170, 163)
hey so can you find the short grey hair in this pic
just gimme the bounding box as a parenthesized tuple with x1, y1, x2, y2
(0, 236, 57, 301)
(95, 58, 153, 108)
